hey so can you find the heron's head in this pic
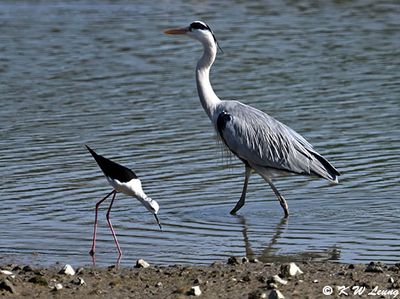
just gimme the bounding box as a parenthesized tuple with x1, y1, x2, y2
(142, 197, 162, 230)
(164, 21, 220, 51)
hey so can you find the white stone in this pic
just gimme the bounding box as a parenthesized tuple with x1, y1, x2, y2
(189, 285, 202, 296)
(249, 291, 267, 299)
(135, 259, 150, 268)
(54, 283, 63, 291)
(280, 262, 303, 277)
(289, 262, 303, 276)
(77, 277, 86, 286)
(272, 275, 288, 285)
(269, 289, 285, 299)
(60, 264, 75, 276)
(0, 270, 13, 275)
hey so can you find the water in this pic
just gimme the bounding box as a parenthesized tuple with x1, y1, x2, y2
(1, 1, 399, 267)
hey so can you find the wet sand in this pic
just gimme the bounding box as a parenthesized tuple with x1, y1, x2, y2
(1, 258, 399, 298)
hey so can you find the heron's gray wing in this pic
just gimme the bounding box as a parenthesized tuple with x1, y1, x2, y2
(215, 101, 316, 175)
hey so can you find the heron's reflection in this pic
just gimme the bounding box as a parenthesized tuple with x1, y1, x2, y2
(234, 215, 341, 263)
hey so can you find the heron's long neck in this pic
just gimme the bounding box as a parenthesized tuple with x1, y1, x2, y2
(196, 42, 220, 120)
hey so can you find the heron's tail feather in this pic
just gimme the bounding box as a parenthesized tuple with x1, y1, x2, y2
(308, 149, 341, 183)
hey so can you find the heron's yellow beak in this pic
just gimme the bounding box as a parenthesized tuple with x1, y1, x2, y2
(164, 27, 188, 35)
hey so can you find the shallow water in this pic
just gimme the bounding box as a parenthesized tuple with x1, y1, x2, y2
(1, 1, 399, 267)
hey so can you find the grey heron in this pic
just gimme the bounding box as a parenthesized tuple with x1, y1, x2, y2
(86, 145, 161, 258)
(165, 21, 340, 218)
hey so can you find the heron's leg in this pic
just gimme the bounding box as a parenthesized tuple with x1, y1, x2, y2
(106, 191, 122, 257)
(230, 165, 252, 215)
(265, 178, 289, 218)
(90, 190, 116, 256)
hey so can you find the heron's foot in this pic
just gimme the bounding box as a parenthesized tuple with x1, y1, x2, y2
(230, 204, 243, 215)
(283, 209, 289, 218)
(89, 249, 95, 256)
(230, 197, 245, 215)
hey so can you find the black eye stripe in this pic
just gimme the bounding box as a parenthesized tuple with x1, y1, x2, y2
(188, 21, 221, 51)
(190, 22, 210, 31)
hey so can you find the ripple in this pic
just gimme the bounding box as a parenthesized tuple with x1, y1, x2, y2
(1, 0, 399, 267)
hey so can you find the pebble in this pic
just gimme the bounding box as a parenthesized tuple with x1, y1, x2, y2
(107, 265, 117, 270)
(76, 267, 85, 275)
(280, 263, 303, 278)
(135, 259, 150, 269)
(22, 265, 34, 272)
(188, 285, 202, 296)
(365, 262, 384, 273)
(0, 270, 13, 276)
(193, 278, 203, 284)
(272, 275, 288, 285)
(75, 277, 86, 286)
(250, 258, 260, 263)
(59, 264, 75, 276)
(248, 290, 267, 299)
(53, 283, 63, 291)
(269, 289, 285, 299)
(155, 281, 163, 287)
(12, 265, 22, 271)
(210, 262, 222, 268)
(0, 279, 17, 294)
(28, 275, 48, 286)
(227, 256, 242, 265)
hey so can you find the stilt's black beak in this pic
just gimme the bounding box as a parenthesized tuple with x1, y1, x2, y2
(154, 214, 162, 231)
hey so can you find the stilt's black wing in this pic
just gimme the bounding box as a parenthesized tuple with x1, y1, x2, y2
(85, 145, 138, 183)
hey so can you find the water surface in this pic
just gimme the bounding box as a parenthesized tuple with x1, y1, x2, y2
(1, 1, 399, 267)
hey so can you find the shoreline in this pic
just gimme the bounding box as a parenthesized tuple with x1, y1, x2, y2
(1, 258, 399, 298)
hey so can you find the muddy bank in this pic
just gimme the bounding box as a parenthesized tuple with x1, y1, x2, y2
(1, 258, 399, 298)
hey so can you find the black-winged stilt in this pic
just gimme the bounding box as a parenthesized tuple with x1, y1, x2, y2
(85, 145, 161, 258)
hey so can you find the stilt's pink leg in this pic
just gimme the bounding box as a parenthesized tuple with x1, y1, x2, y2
(106, 191, 122, 257)
(89, 190, 116, 256)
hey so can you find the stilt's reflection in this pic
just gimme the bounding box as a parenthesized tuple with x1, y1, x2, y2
(235, 215, 341, 263)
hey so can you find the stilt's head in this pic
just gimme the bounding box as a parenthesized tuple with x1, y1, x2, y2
(142, 197, 162, 230)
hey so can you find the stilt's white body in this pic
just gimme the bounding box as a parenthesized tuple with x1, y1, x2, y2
(106, 177, 159, 213)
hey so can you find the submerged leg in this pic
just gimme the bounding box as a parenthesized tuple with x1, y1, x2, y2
(106, 191, 122, 257)
(90, 190, 116, 256)
(230, 165, 252, 215)
(265, 177, 289, 218)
